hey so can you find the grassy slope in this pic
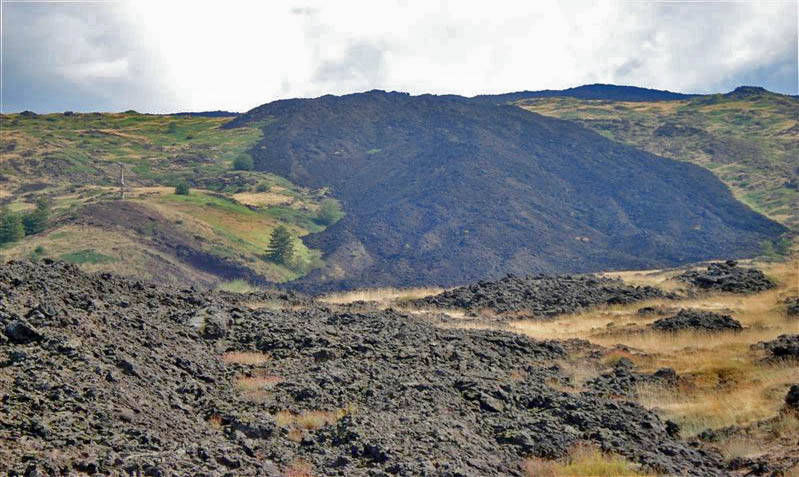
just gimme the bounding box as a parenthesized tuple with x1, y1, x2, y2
(516, 91, 799, 231)
(0, 112, 331, 285)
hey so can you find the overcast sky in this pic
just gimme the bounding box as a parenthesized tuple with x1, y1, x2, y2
(1, 0, 796, 113)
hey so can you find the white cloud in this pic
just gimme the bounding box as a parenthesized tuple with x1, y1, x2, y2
(60, 58, 130, 81)
(2, 0, 796, 113)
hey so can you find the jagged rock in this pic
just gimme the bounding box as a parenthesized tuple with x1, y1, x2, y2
(651, 309, 743, 332)
(785, 385, 799, 410)
(414, 274, 671, 316)
(676, 261, 775, 294)
(784, 297, 799, 317)
(4, 320, 44, 344)
(754, 334, 799, 360)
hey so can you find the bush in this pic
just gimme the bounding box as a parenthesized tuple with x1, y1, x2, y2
(266, 225, 294, 265)
(233, 154, 254, 171)
(174, 182, 190, 195)
(316, 199, 344, 225)
(0, 209, 25, 244)
(256, 183, 270, 193)
(22, 197, 50, 235)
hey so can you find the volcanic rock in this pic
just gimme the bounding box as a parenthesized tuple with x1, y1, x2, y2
(786, 385, 799, 411)
(414, 274, 670, 316)
(651, 309, 743, 332)
(676, 260, 775, 293)
(0, 260, 727, 476)
(754, 334, 799, 360)
(784, 297, 799, 317)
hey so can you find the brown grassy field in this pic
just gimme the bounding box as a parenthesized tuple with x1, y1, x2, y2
(398, 258, 798, 473)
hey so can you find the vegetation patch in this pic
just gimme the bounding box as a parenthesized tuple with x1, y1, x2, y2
(60, 248, 116, 264)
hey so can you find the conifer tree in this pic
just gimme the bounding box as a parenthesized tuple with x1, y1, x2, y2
(267, 225, 294, 265)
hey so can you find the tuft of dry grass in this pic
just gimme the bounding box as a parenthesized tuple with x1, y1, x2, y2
(283, 459, 313, 477)
(207, 414, 223, 429)
(235, 373, 283, 390)
(275, 406, 355, 431)
(233, 371, 283, 402)
(319, 287, 445, 305)
(222, 351, 271, 366)
(523, 443, 654, 476)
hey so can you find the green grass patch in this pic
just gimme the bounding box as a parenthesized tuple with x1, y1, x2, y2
(60, 248, 116, 264)
(215, 279, 258, 293)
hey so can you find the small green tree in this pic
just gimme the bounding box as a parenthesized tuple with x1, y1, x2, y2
(266, 225, 294, 265)
(233, 154, 254, 171)
(22, 197, 51, 235)
(175, 182, 190, 195)
(0, 209, 25, 244)
(316, 198, 343, 225)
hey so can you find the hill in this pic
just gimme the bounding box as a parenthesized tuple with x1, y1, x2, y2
(0, 112, 334, 286)
(471, 83, 697, 104)
(227, 90, 786, 291)
(515, 86, 799, 231)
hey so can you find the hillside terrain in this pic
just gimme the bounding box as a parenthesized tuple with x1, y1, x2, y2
(471, 83, 698, 104)
(1, 258, 796, 475)
(228, 90, 785, 292)
(0, 112, 335, 286)
(1, 85, 794, 291)
(515, 86, 799, 231)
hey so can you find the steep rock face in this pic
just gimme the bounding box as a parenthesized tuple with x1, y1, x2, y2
(228, 91, 785, 291)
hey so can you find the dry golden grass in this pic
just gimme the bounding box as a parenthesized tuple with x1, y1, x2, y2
(636, 365, 797, 435)
(235, 373, 283, 390)
(233, 371, 283, 403)
(275, 406, 355, 430)
(222, 351, 270, 366)
(232, 191, 294, 207)
(320, 286, 445, 305)
(283, 459, 313, 477)
(508, 258, 799, 437)
(207, 414, 223, 429)
(523, 443, 654, 477)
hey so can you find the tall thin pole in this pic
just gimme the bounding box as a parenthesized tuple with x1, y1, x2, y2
(118, 163, 126, 200)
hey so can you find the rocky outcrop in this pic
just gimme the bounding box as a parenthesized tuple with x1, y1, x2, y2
(413, 274, 670, 316)
(754, 334, 799, 360)
(676, 260, 776, 294)
(651, 309, 743, 332)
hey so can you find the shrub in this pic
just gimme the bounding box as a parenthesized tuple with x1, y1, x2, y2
(22, 197, 50, 235)
(255, 183, 270, 193)
(266, 225, 294, 265)
(233, 154, 254, 171)
(174, 182, 190, 195)
(316, 198, 344, 225)
(0, 209, 25, 244)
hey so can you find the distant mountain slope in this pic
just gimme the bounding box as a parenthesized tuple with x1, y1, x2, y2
(228, 91, 785, 291)
(471, 83, 698, 104)
(516, 86, 799, 230)
(0, 112, 330, 286)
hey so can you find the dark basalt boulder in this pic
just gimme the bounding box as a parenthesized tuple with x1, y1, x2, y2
(754, 334, 799, 360)
(786, 385, 799, 410)
(784, 297, 799, 317)
(651, 309, 742, 332)
(676, 260, 775, 294)
(3, 319, 44, 344)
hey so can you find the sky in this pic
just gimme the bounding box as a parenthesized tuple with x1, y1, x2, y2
(1, 0, 797, 113)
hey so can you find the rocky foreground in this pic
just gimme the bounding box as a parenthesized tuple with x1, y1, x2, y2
(0, 260, 774, 476)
